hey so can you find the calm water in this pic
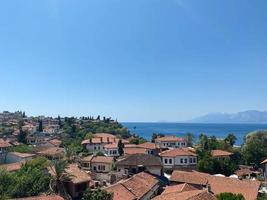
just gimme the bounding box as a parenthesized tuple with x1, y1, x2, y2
(122, 122, 267, 145)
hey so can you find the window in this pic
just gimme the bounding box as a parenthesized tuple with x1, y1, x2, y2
(164, 159, 168, 164)
(98, 165, 105, 171)
(169, 159, 172, 164)
(184, 159, 187, 164)
(189, 158, 192, 163)
(193, 158, 196, 163)
(180, 158, 183, 163)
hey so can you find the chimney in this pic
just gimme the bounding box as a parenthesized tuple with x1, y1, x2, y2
(89, 138, 92, 143)
(114, 138, 116, 143)
(206, 184, 212, 193)
(107, 137, 110, 143)
(100, 137, 103, 143)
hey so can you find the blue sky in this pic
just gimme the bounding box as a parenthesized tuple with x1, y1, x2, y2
(0, 0, 267, 122)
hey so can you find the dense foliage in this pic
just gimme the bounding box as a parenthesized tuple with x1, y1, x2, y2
(0, 157, 51, 200)
(82, 189, 113, 200)
(216, 193, 245, 200)
(241, 130, 267, 167)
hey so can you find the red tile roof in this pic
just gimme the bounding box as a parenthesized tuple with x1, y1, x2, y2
(137, 142, 158, 149)
(124, 147, 147, 155)
(153, 190, 216, 200)
(211, 150, 233, 157)
(170, 170, 208, 185)
(106, 172, 159, 200)
(162, 183, 198, 195)
(0, 139, 12, 148)
(160, 148, 196, 157)
(65, 164, 91, 184)
(171, 171, 261, 200)
(0, 162, 22, 172)
(91, 156, 113, 164)
(155, 136, 186, 142)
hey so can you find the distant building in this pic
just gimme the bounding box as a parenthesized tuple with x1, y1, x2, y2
(211, 150, 233, 160)
(26, 132, 47, 145)
(155, 136, 187, 149)
(91, 156, 113, 173)
(0, 162, 22, 172)
(37, 147, 64, 160)
(116, 154, 163, 176)
(6, 152, 36, 163)
(0, 139, 12, 163)
(104, 143, 119, 157)
(160, 148, 197, 171)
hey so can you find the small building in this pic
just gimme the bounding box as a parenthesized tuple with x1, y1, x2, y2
(50, 164, 91, 199)
(160, 148, 197, 171)
(47, 138, 62, 147)
(0, 139, 12, 154)
(37, 147, 64, 160)
(137, 142, 160, 155)
(6, 152, 36, 163)
(116, 154, 163, 176)
(26, 132, 47, 145)
(104, 143, 119, 157)
(105, 172, 160, 200)
(91, 156, 114, 173)
(211, 150, 233, 160)
(155, 136, 187, 149)
(79, 155, 94, 171)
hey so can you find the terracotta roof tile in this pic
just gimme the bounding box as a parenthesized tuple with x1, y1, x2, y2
(137, 142, 157, 149)
(37, 147, 64, 157)
(65, 164, 91, 184)
(124, 147, 147, 155)
(91, 156, 113, 164)
(170, 170, 208, 185)
(162, 183, 198, 195)
(153, 190, 216, 200)
(0, 162, 22, 172)
(106, 172, 159, 200)
(116, 154, 162, 167)
(155, 136, 186, 142)
(160, 148, 197, 157)
(0, 139, 12, 148)
(211, 150, 233, 157)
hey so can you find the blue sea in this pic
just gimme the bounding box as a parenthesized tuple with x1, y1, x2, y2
(122, 122, 267, 145)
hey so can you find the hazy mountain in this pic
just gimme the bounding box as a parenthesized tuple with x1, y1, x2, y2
(189, 110, 267, 123)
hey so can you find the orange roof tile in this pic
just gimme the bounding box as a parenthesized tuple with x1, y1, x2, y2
(106, 172, 159, 200)
(91, 156, 113, 164)
(170, 170, 208, 185)
(0, 139, 12, 148)
(211, 150, 233, 157)
(137, 142, 157, 149)
(162, 183, 198, 195)
(124, 147, 147, 155)
(153, 190, 216, 200)
(65, 164, 91, 184)
(0, 162, 22, 172)
(37, 147, 64, 157)
(155, 136, 186, 142)
(160, 148, 197, 157)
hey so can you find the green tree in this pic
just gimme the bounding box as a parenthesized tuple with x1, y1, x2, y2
(224, 133, 237, 147)
(0, 168, 14, 200)
(96, 151, 105, 156)
(17, 128, 27, 144)
(151, 133, 165, 143)
(118, 139, 124, 156)
(49, 160, 72, 200)
(185, 132, 194, 147)
(241, 130, 267, 167)
(38, 120, 43, 132)
(216, 193, 245, 200)
(82, 189, 113, 200)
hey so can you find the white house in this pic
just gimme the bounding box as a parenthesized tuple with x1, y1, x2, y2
(155, 136, 187, 149)
(6, 152, 36, 163)
(91, 156, 114, 173)
(160, 148, 197, 171)
(104, 143, 119, 157)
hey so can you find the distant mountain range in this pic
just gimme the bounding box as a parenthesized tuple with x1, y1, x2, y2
(189, 110, 267, 123)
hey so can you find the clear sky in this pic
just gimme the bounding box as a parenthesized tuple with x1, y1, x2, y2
(0, 0, 267, 122)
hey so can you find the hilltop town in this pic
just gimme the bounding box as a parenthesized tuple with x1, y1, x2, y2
(0, 111, 267, 200)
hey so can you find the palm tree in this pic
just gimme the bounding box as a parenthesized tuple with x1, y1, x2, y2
(49, 159, 72, 200)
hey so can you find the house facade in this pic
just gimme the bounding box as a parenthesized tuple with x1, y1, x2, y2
(155, 136, 187, 149)
(160, 148, 197, 171)
(91, 156, 113, 173)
